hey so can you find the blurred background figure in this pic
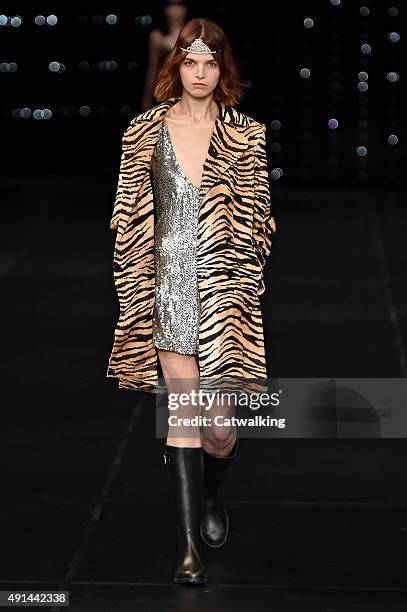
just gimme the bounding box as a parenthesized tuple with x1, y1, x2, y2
(140, 0, 190, 111)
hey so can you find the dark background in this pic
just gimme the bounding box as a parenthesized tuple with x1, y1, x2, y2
(2, 1, 403, 187)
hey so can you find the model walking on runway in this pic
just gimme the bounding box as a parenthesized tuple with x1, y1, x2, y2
(107, 17, 276, 584)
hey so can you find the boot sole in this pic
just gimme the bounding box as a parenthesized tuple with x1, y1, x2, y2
(174, 574, 208, 584)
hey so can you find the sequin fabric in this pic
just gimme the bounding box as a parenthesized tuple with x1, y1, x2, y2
(151, 121, 201, 355)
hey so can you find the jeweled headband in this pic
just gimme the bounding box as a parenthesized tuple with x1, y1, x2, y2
(179, 37, 220, 54)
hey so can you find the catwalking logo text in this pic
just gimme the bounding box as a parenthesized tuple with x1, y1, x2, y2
(167, 413, 286, 429)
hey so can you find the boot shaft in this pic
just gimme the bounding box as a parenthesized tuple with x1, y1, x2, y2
(203, 437, 239, 496)
(163, 444, 207, 583)
(163, 445, 205, 534)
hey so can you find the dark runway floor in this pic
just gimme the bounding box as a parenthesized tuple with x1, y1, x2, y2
(1, 175, 407, 610)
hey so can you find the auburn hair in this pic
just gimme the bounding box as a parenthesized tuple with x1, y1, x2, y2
(153, 17, 245, 107)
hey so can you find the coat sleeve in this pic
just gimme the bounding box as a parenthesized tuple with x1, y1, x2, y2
(109, 122, 139, 232)
(252, 123, 277, 269)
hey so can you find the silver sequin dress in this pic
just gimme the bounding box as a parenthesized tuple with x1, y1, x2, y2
(151, 122, 201, 355)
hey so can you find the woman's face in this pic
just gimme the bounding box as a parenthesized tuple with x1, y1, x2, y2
(179, 52, 220, 98)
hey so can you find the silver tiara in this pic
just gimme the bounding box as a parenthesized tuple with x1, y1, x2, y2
(180, 37, 218, 54)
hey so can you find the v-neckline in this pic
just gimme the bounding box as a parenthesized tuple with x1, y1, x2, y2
(162, 119, 215, 192)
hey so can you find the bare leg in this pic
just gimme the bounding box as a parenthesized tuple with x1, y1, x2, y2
(156, 348, 202, 448)
(200, 392, 238, 458)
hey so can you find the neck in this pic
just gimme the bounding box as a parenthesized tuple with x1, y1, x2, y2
(174, 93, 219, 122)
(168, 19, 184, 31)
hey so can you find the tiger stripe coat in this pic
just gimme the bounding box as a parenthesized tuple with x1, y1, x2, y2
(106, 96, 276, 394)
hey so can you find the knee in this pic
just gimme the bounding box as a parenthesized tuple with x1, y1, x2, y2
(201, 423, 235, 444)
(200, 426, 237, 457)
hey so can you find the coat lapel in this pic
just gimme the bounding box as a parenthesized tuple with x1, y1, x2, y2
(198, 111, 249, 200)
(132, 97, 249, 201)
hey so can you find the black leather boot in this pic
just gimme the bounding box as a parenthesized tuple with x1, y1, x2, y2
(163, 444, 207, 584)
(200, 437, 239, 548)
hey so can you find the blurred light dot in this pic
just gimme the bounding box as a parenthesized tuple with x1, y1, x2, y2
(106, 60, 118, 71)
(47, 14, 58, 26)
(79, 105, 91, 116)
(358, 82, 368, 92)
(388, 134, 398, 145)
(43, 108, 52, 119)
(359, 6, 369, 16)
(330, 0, 341, 6)
(11, 16, 22, 27)
(386, 72, 399, 83)
(0, 63, 9, 72)
(271, 142, 281, 153)
(328, 118, 339, 129)
(49, 61, 60, 72)
(356, 146, 367, 157)
(79, 61, 90, 71)
(270, 120, 281, 130)
(0, 15, 7, 26)
(33, 109, 45, 120)
(388, 7, 398, 17)
(106, 14, 118, 25)
(141, 15, 152, 26)
(35, 15, 46, 26)
(271, 168, 283, 180)
(300, 68, 311, 79)
(361, 44, 371, 55)
(388, 32, 400, 43)
(20, 107, 31, 118)
(358, 71, 368, 81)
(304, 18, 314, 29)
